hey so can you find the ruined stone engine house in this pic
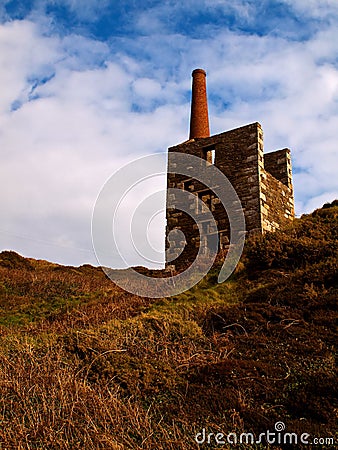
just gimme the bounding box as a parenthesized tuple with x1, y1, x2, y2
(165, 69, 295, 271)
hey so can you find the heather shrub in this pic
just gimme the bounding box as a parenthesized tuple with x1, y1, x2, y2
(245, 201, 337, 271)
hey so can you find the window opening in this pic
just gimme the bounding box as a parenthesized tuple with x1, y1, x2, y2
(202, 147, 216, 165)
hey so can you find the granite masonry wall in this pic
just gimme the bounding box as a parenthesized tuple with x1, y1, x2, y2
(264, 148, 293, 188)
(260, 168, 294, 233)
(166, 122, 295, 271)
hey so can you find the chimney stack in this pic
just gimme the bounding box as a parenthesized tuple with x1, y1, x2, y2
(189, 68, 210, 139)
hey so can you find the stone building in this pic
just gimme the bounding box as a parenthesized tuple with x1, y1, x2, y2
(165, 69, 294, 271)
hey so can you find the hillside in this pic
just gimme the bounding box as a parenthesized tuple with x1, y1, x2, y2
(0, 201, 337, 449)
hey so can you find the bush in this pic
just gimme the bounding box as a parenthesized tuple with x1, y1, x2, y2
(245, 202, 338, 271)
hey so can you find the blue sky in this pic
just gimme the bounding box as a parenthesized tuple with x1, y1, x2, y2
(0, 0, 338, 266)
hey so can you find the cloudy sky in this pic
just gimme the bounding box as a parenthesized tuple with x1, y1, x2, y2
(0, 0, 337, 267)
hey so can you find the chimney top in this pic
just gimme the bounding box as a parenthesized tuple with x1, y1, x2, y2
(192, 68, 206, 76)
(189, 68, 210, 139)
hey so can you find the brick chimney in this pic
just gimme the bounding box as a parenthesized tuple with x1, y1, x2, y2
(189, 68, 210, 139)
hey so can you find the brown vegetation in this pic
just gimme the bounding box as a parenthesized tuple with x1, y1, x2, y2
(0, 201, 337, 449)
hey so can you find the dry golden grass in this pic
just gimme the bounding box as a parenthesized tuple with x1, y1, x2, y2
(0, 293, 229, 449)
(0, 201, 337, 449)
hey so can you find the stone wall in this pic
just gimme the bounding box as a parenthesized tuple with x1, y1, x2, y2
(209, 122, 263, 234)
(166, 122, 295, 271)
(264, 148, 293, 188)
(260, 169, 294, 232)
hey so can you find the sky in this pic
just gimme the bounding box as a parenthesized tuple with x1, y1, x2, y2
(0, 0, 337, 267)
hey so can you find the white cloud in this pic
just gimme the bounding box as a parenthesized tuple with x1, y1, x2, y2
(0, 20, 59, 112)
(282, 0, 338, 19)
(0, 19, 188, 266)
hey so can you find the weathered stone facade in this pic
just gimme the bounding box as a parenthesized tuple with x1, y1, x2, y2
(165, 70, 294, 271)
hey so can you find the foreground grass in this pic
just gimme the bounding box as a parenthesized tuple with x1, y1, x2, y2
(0, 202, 337, 449)
(0, 273, 237, 449)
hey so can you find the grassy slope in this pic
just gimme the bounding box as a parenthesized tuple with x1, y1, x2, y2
(0, 201, 337, 449)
